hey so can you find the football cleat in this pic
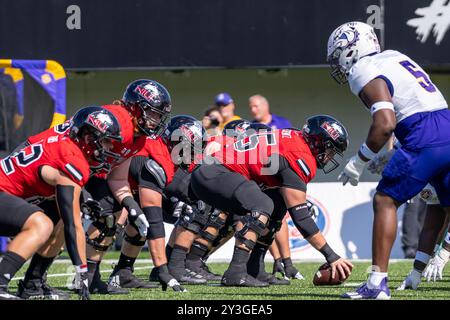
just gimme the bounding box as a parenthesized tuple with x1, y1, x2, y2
(185, 259, 222, 282)
(256, 272, 290, 286)
(89, 266, 129, 295)
(168, 266, 207, 285)
(0, 285, 21, 300)
(108, 267, 158, 289)
(221, 271, 269, 287)
(342, 278, 391, 300)
(17, 279, 70, 300)
(397, 270, 421, 290)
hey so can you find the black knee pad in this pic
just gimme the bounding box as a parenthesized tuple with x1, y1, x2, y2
(86, 218, 117, 252)
(142, 206, 165, 240)
(257, 218, 283, 247)
(288, 203, 319, 239)
(234, 212, 271, 251)
(206, 209, 227, 229)
(210, 215, 234, 249)
(175, 203, 210, 235)
(124, 232, 146, 247)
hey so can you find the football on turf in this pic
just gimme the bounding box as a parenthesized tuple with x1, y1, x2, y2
(312, 263, 351, 286)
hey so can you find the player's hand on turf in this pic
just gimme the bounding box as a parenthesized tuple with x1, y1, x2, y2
(397, 269, 421, 290)
(284, 264, 304, 280)
(272, 258, 286, 279)
(74, 270, 90, 300)
(338, 155, 367, 186)
(156, 264, 187, 292)
(170, 197, 194, 218)
(424, 248, 450, 282)
(367, 149, 394, 175)
(330, 258, 353, 280)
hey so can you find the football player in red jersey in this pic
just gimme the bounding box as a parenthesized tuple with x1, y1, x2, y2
(17, 79, 172, 298)
(189, 115, 354, 286)
(107, 115, 207, 290)
(180, 121, 290, 284)
(0, 106, 123, 300)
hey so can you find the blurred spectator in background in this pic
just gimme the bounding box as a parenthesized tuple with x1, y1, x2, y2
(215, 93, 241, 130)
(202, 106, 223, 136)
(249, 94, 303, 280)
(249, 94, 292, 129)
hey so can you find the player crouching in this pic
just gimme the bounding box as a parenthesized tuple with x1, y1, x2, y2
(0, 106, 123, 300)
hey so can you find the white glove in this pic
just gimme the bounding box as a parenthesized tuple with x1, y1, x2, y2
(122, 196, 149, 237)
(367, 149, 395, 175)
(171, 197, 193, 218)
(128, 208, 149, 237)
(423, 248, 450, 282)
(397, 269, 421, 290)
(338, 155, 367, 186)
(306, 200, 319, 220)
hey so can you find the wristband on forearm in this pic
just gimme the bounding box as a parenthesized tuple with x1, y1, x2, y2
(319, 243, 340, 264)
(121, 196, 137, 210)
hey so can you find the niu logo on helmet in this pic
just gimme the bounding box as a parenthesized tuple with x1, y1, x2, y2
(134, 84, 160, 104)
(87, 113, 112, 133)
(321, 122, 340, 141)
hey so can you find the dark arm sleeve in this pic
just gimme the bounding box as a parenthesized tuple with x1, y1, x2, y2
(275, 154, 307, 192)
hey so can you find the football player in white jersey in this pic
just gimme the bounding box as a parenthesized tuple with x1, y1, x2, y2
(327, 21, 450, 299)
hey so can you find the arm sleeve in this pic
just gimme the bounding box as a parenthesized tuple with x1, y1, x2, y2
(275, 154, 307, 192)
(56, 184, 84, 266)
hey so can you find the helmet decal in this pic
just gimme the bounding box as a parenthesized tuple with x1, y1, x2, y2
(334, 28, 359, 50)
(87, 113, 114, 134)
(320, 122, 341, 141)
(134, 83, 162, 106)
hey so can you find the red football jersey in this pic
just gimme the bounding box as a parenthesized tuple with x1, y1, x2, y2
(102, 104, 146, 161)
(129, 136, 175, 191)
(186, 134, 236, 173)
(0, 135, 91, 199)
(28, 120, 72, 145)
(212, 129, 317, 187)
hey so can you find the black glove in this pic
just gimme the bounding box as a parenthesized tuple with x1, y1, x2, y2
(122, 196, 149, 237)
(156, 264, 187, 292)
(80, 199, 103, 220)
(282, 257, 304, 280)
(75, 270, 90, 300)
(272, 258, 286, 279)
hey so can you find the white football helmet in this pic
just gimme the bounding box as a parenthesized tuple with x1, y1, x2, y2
(327, 21, 381, 84)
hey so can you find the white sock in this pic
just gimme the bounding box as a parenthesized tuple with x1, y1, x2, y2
(367, 271, 387, 289)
